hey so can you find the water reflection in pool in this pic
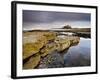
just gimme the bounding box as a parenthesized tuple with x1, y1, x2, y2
(63, 38, 91, 67)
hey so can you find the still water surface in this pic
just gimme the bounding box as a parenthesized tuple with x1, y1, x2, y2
(63, 37, 91, 67)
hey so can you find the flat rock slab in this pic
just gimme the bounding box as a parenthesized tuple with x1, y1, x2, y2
(23, 53, 41, 69)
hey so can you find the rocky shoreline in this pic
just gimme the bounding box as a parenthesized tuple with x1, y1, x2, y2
(23, 31, 80, 69)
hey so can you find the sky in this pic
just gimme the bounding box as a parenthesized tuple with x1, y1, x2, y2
(23, 10, 91, 30)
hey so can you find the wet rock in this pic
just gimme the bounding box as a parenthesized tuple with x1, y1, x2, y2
(38, 51, 64, 68)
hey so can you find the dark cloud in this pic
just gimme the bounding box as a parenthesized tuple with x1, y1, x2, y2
(23, 10, 90, 23)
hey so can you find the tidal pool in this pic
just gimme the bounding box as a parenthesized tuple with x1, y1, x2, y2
(63, 37, 91, 67)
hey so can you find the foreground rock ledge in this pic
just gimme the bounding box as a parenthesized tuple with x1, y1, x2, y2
(23, 31, 80, 69)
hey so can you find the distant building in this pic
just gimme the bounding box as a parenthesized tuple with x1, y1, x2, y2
(62, 25, 72, 29)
